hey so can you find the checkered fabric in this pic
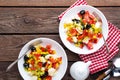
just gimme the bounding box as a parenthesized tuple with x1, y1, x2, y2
(58, 0, 120, 74)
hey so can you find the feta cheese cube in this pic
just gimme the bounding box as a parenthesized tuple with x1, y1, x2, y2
(39, 57, 46, 63)
(95, 22, 102, 28)
(31, 76, 37, 80)
(48, 68, 56, 76)
(72, 36, 78, 43)
(82, 37, 90, 44)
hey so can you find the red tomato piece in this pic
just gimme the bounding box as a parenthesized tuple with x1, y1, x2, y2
(88, 33, 93, 38)
(84, 11, 90, 22)
(87, 42, 93, 50)
(78, 34, 84, 40)
(52, 63, 56, 69)
(70, 28, 78, 36)
(41, 47, 46, 52)
(46, 44, 51, 49)
(52, 63, 59, 69)
(48, 49, 54, 54)
(79, 43, 84, 48)
(86, 11, 90, 14)
(84, 16, 90, 22)
(83, 30, 88, 36)
(89, 14, 95, 20)
(93, 38, 98, 43)
(38, 62, 42, 68)
(82, 19, 87, 24)
(89, 20, 95, 24)
(97, 33, 103, 38)
(89, 39, 93, 43)
(56, 57, 62, 64)
(34, 54, 41, 60)
(46, 76, 52, 80)
(77, 13, 83, 18)
(49, 57, 56, 63)
(30, 59, 35, 65)
(67, 37, 73, 43)
(57, 57, 62, 62)
(34, 53, 40, 57)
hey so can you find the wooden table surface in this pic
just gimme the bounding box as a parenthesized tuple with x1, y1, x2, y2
(0, 0, 120, 80)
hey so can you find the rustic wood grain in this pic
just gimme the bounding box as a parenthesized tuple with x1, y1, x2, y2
(0, 0, 120, 80)
(0, 61, 120, 80)
(0, 0, 120, 6)
(0, 7, 120, 33)
(0, 35, 119, 61)
(0, 35, 80, 61)
(0, 62, 22, 80)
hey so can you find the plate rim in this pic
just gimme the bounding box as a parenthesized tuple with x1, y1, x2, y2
(59, 5, 108, 54)
(17, 37, 68, 80)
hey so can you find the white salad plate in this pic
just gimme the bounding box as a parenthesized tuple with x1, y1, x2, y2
(18, 38, 68, 80)
(59, 5, 108, 54)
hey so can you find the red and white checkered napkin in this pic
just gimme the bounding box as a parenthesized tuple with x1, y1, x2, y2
(58, 0, 120, 74)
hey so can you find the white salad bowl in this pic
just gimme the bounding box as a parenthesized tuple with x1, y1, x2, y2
(18, 38, 68, 80)
(59, 5, 108, 54)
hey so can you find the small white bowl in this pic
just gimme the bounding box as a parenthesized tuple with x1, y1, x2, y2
(18, 38, 68, 80)
(59, 5, 108, 54)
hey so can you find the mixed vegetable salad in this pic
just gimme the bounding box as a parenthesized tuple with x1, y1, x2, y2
(64, 10, 103, 50)
(23, 44, 62, 80)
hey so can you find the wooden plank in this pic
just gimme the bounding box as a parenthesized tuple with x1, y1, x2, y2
(0, 35, 80, 61)
(0, 61, 22, 80)
(0, 35, 119, 61)
(0, 0, 120, 6)
(0, 7, 120, 33)
(0, 61, 120, 80)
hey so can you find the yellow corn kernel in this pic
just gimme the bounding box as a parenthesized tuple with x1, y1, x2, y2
(48, 64, 52, 69)
(52, 50, 56, 54)
(37, 77, 42, 80)
(36, 47, 41, 53)
(64, 23, 67, 28)
(28, 59, 32, 63)
(59, 60, 62, 64)
(93, 35, 97, 39)
(28, 68, 31, 71)
(64, 23, 73, 28)
(55, 63, 59, 69)
(75, 43, 79, 47)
